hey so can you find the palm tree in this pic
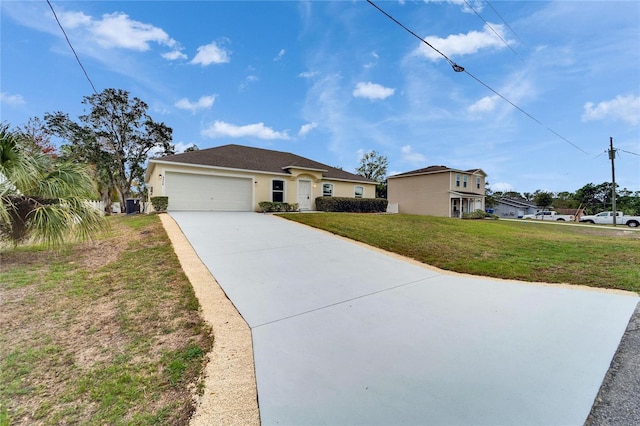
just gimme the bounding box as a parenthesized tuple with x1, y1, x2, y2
(0, 124, 106, 248)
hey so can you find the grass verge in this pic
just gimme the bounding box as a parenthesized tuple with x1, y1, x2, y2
(279, 213, 640, 293)
(0, 214, 213, 425)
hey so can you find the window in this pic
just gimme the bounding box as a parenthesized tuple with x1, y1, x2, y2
(463, 175, 468, 188)
(323, 183, 333, 197)
(476, 177, 481, 189)
(455, 174, 461, 187)
(354, 186, 364, 198)
(272, 180, 284, 202)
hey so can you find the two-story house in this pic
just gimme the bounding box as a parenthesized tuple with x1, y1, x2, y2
(387, 165, 487, 217)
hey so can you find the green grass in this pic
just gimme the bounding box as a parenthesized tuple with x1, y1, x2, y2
(279, 213, 640, 293)
(0, 214, 214, 426)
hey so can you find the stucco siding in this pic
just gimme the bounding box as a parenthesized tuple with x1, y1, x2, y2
(388, 173, 451, 216)
(147, 162, 375, 212)
(323, 181, 374, 199)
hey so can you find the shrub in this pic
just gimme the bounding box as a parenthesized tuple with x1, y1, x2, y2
(315, 197, 388, 213)
(462, 209, 499, 220)
(150, 196, 169, 212)
(259, 201, 299, 213)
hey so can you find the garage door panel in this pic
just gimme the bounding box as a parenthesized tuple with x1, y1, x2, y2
(166, 172, 252, 211)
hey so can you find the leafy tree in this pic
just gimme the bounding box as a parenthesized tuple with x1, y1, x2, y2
(553, 191, 579, 209)
(484, 182, 496, 208)
(46, 88, 174, 209)
(533, 191, 553, 209)
(184, 144, 199, 152)
(46, 113, 117, 212)
(574, 182, 617, 213)
(501, 191, 525, 200)
(355, 150, 388, 198)
(15, 117, 57, 157)
(617, 188, 640, 215)
(0, 124, 105, 247)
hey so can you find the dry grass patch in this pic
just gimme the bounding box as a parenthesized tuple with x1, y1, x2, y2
(0, 214, 213, 425)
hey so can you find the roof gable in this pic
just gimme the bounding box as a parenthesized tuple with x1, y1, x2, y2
(389, 165, 486, 178)
(151, 144, 374, 183)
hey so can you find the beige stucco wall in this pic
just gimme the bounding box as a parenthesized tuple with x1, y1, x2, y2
(146, 162, 375, 211)
(388, 171, 486, 216)
(388, 172, 451, 216)
(449, 172, 485, 195)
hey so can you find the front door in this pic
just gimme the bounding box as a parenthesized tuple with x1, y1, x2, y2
(298, 180, 312, 210)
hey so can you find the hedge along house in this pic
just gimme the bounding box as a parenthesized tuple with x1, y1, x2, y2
(387, 166, 487, 217)
(145, 144, 376, 212)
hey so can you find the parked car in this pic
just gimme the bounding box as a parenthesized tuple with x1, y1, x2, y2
(579, 211, 640, 227)
(522, 211, 575, 221)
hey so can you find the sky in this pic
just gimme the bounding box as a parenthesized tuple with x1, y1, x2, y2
(1, 0, 639, 194)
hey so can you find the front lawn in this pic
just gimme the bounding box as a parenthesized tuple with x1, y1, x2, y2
(0, 214, 213, 425)
(279, 213, 640, 293)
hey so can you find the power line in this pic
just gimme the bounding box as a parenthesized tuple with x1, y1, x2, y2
(366, 0, 465, 73)
(619, 149, 640, 157)
(46, 0, 98, 94)
(365, 0, 589, 156)
(462, 0, 523, 62)
(484, 0, 523, 44)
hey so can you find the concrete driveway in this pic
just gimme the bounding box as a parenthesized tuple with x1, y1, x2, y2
(170, 212, 638, 425)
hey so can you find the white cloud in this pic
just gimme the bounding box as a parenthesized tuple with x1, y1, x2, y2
(191, 41, 231, 66)
(353, 82, 395, 100)
(274, 49, 285, 61)
(400, 145, 427, 164)
(467, 73, 534, 116)
(582, 95, 640, 126)
(468, 94, 499, 113)
(298, 122, 318, 137)
(239, 75, 259, 91)
(57, 10, 185, 60)
(174, 95, 216, 113)
(415, 23, 510, 61)
(299, 71, 319, 79)
(162, 50, 187, 61)
(489, 182, 513, 192)
(58, 10, 91, 29)
(0, 92, 26, 106)
(89, 12, 177, 51)
(364, 51, 379, 69)
(422, 0, 484, 13)
(201, 121, 290, 140)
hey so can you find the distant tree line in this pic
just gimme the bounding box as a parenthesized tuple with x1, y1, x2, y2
(486, 183, 640, 215)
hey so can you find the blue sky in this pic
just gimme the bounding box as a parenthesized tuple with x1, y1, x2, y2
(2, 0, 639, 194)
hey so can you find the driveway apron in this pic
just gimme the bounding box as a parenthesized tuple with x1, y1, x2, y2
(170, 212, 638, 425)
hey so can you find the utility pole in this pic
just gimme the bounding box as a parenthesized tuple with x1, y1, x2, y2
(609, 137, 617, 226)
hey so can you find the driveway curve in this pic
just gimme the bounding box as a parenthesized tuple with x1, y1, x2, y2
(170, 212, 638, 425)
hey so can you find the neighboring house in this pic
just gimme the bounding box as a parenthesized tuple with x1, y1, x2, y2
(387, 165, 486, 217)
(144, 144, 376, 212)
(492, 198, 538, 218)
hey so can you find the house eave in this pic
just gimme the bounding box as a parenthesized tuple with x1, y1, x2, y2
(146, 158, 375, 184)
(283, 165, 328, 173)
(390, 167, 487, 179)
(146, 159, 291, 180)
(449, 190, 486, 198)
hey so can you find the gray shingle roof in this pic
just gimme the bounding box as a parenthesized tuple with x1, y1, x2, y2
(155, 144, 374, 183)
(390, 165, 486, 178)
(391, 165, 450, 177)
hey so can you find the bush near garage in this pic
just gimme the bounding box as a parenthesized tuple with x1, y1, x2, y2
(259, 201, 299, 213)
(150, 196, 169, 212)
(315, 197, 388, 213)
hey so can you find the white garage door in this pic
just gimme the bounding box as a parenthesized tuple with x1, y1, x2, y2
(165, 172, 253, 211)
